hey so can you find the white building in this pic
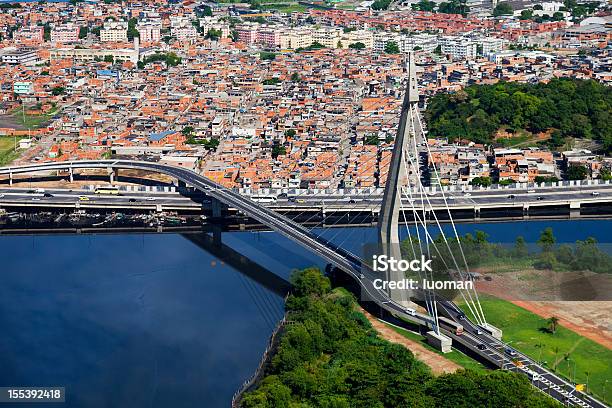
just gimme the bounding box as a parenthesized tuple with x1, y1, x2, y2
(440, 36, 477, 60)
(100, 21, 128, 42)
(1, 48, 39, 65)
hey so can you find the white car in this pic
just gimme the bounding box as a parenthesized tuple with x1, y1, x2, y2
(592, 191, 600, 196)
(0, 194, 4, 198)
(464, 193, 472, 197)
(145, 197, 156, 201)
(527, 190, 536, 193)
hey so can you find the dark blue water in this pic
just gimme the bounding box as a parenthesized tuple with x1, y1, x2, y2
(0, 219, 610, 407)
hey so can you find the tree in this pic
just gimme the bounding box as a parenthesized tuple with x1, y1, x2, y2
(538, 227, 556, 252)
(260, 52, 276, 61)
(520, 9, 534, 19)
(513, 236, 528, 258)
(470, 177, 492, 187)
(272, 144, 287, 158)
(384, 41, 400, 54)
(493, 2, 513, 16)
(182, 126, 194, 136)
(78, 26, 88, 39)
(127, 17, 139, 41)
(43, 23, 51, 41)
(285, 129, 296, 137)
(548, 316, 560, 334)
(205, 28, 222, 41)
(600, 168, 612, 181)
(51, 86, 66, 96)
(103, 55, 114, 63)
(348, 42, 366, 50)
(566, 164, 588, 180)
(290, 73, 300, 82)
(412, 0, 436, 11)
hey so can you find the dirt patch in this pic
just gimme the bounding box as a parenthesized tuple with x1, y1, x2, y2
(474, 270, 612, 349)
(359, 307, 461, 375)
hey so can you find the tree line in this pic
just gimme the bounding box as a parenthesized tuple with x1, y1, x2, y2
(241, 268, 561, 407)
(425, 78, 611, 153)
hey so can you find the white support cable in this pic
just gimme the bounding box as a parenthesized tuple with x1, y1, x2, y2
(406, 109, 441, 333)
(402, 114, 485, 326)
(400, 152, 445, 334)
(399, 189, 436, 329)
(415, 105, 487, 324)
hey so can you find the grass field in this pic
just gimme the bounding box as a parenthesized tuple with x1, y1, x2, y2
(0, 137, 20, 166)
(387, 322, 490, 373)
(460, 295, 612, 402)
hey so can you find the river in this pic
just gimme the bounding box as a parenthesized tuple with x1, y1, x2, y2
(0, 219, 610, 407)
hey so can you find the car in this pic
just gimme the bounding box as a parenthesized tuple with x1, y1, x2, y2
(145, 197, 156, 201)
(43, 193, 53, 197)
(536, 196, 544, 200)
(475, 329, 483, 335)
(78, 196, 89, 201)
(349, 199, 357, 203)
(477, 344, 487, 350)
(447, 196, 455, 200)
(464, 193, 472, 197)
(34, 188, 45, 193)
(505, 348, 517, 356)
(405, 308, 417, 316)
(31, 197, 41, 201)
(457, 313, 466, 320)
(527, 190, 536, 194)
(359, 273, 364, 279)
(484, 276, 493, 281)
(296, 199, 306, 204)
(592, 191, 600, 196)
(277, 193, 287, 198)
(508, 194, 515, 199)
(288, 197, 296, 202)
(129, 198, 137, 203)
(0, 194, 4, 198)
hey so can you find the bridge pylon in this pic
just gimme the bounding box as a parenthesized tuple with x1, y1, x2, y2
(377, 52, 419, 306)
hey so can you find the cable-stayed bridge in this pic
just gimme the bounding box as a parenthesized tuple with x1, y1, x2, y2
(0, 56, 607, 408)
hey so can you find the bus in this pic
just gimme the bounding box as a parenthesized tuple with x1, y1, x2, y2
(438, 316, 464, 335)
(95, 186, 120, 195)
(252, 195, 277, 204)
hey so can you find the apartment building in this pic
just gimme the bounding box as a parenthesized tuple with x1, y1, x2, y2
(440, 36, 477, 60)
(1, 48, 39, 66)
(279, 29, 313, 49)
(51, 23, 79, 43)
(311, 28, 342, 48)
(100, 21, 128, 42)
(136, 21, 161, 43)
(14, 26, 44, 45)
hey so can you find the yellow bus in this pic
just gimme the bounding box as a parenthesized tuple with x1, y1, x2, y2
(95, 186, 120, 195)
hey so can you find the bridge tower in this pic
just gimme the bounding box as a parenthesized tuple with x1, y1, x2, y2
(377, 52, 419, 306)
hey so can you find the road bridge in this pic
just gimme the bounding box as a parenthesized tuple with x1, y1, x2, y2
(0, 159, 608, 408)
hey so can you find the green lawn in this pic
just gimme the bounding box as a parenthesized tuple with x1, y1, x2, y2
(460, 295, 612, 402)
(10, 108, 57, 130)
(386, 322, 490, 373)
(0, 137, 20, 166)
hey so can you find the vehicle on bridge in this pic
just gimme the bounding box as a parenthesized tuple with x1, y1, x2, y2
(95, 186, 120, 195)
(439, 316, 464, 335)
